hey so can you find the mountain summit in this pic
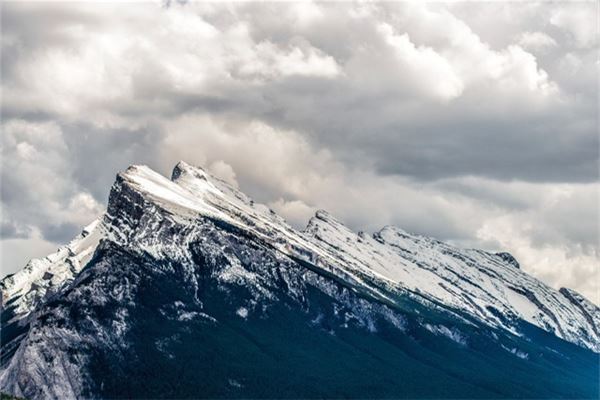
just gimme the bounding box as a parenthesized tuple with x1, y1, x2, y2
(1, 162, 598, 399)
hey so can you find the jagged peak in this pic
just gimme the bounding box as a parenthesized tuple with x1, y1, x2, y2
(117, 164, 167, 186)
(314, 209, 339, 222)
(107, 163, 226, 225)
(116, 162, 223, 201)
(108, 162, 288, 239)
(559, 287, 598, 308)
(375, 225, 449, 248)
(171, 160, 209, 182)
(116, 164, 174, 194)
(559, 287, 579, 297)
(305, 209, 351, 232)
(377, 225, 411, 237)
(375, 225, 419, 242)
(495, 252, 520, 269)
(117, 163, 285, 231)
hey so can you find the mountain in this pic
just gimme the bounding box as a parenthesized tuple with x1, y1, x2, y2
(1, 161, 598, 399)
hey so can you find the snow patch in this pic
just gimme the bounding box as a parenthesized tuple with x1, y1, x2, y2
(425, 324, 467, 346)
(501, 344, 529, 359)
(236, 307, 249, 319)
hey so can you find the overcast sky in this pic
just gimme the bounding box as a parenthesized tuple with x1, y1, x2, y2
(1, 1, 598, 302)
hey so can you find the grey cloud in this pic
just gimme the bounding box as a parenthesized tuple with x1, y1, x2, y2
(432, 178, 540, 211)
(0, 220, 29, 239)
(5, 2, 595, 184)
(530, 189, 599, 253)
(40, 222, 81, 244)
(61, 122, 165, 201)
(1, 1, 598, 300)
(1, 3, 104, 88)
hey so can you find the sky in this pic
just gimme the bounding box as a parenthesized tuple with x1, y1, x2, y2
(1, 1, 598, 302)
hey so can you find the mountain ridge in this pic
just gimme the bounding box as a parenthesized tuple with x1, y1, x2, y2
(2, 161, 598, 351)
(1, 161, 598, 399)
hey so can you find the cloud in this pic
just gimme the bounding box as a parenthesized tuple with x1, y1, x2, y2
(550, 4, 597, 49)
(2, 2, 592, 184)
(208, 160, 239, 189)
(477, 190, 599, 304)
(1, 120, 105, 242)
(518, 31, 557, 52)
(231, 37, 340, 81)
(1, 237, 59, 276)
(376, 23, 464, 101)
(1, 1, 598, 301)
(269, 199, 316, 229)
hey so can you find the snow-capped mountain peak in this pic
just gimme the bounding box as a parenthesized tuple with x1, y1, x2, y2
(1, 161, 599, 399)
(171, 160, 210, 182)
(2, 161, 599, 357)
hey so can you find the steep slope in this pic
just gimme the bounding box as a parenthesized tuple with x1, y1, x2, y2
(1, 161, 598, 399)
(305, 212, 600, 351)
(0, 218, 108, 366)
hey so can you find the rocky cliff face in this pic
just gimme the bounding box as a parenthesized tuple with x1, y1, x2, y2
(1, 162, 598, 399)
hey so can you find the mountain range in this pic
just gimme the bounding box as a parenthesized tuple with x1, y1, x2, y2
(1, 161, 598, 399)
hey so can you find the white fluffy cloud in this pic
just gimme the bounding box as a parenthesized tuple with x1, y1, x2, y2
(550, 4, 597, 49)
(518, 31, 558, 52)
(1, 1, 597, 301)
(1, 120, 105, 238)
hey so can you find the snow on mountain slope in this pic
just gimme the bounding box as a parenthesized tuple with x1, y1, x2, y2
(1, 218, 107, 320)
(1, 161, 598, 356)
(305, 214, 600, 351)
(0, 218, 112, 368)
